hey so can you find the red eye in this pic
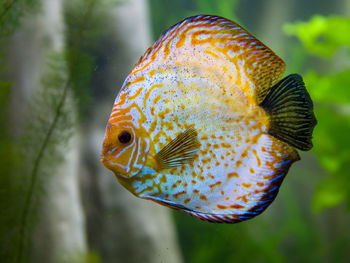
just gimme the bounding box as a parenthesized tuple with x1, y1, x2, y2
(118, 131, 132, 144)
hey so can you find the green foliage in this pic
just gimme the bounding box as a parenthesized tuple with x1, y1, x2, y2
(284, 15, 350, 212)
(0, 0, 40, 37)
(305, 70, 350, 104)
(10, 53, 74, 263)
(0, 81, 20, 261)
(0, 51, 73, 262)
(284, 15, 350, 58)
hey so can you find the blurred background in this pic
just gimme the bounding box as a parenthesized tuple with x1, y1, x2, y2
(1, 0, 350, 262)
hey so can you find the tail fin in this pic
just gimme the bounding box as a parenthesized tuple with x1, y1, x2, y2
(259, 74, 317, 151)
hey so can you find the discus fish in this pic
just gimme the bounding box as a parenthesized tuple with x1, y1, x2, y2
(101, 15, 317, 223)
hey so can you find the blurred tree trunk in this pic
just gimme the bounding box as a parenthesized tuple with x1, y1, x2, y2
(255, 0, 294, 55)
(80, 0, 183, 262)
(9, 0, 87, 262)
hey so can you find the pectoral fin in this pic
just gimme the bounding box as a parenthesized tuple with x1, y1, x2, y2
(154, 128, 200, 171)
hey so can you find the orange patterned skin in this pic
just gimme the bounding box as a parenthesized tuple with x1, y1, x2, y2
(101, 15, 300, 223)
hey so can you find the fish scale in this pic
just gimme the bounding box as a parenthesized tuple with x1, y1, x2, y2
(101, 15, 316, 223)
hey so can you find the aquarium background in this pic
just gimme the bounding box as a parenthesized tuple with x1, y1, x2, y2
(1, 0, 350, 262)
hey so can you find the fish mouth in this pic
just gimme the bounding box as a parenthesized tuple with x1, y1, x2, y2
(100, 155, 138, 179)
(100, 156, 117, 173)
(100, 156, 108, 167)
(100, 157, 114, 174)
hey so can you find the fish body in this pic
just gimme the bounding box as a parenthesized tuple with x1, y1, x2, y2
(101, 15, 316, 223)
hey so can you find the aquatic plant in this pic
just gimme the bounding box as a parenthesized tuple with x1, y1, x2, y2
(0, 0, 96, 262)
(284, 15, 350, 211)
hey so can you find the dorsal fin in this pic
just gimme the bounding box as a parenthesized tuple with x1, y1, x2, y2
(132, 15, 286, 103)
(248, 47, 286, 104)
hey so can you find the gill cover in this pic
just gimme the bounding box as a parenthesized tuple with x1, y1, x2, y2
(101, 114, 150, 178)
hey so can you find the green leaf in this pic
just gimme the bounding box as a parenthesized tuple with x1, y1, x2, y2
(285, 15, 350, 211)
(305, 70, 350, 104)
(313, 176, 348, 212)
(284, 15, 350, 58)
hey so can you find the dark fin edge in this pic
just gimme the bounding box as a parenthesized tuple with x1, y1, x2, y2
(246, 154, 296, 218)
(145, 196, 242, 224)
(146, 194, 275, 224)
(155, 128, 200, 170)
(259, 74, 317, 151)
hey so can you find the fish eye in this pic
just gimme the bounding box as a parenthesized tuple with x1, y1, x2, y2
(118, 131, 132, 144)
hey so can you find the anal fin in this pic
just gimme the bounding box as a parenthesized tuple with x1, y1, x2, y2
(145, 195, 242, 223)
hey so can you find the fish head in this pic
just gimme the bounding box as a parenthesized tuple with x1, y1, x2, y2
(100, 108, 151, 179)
